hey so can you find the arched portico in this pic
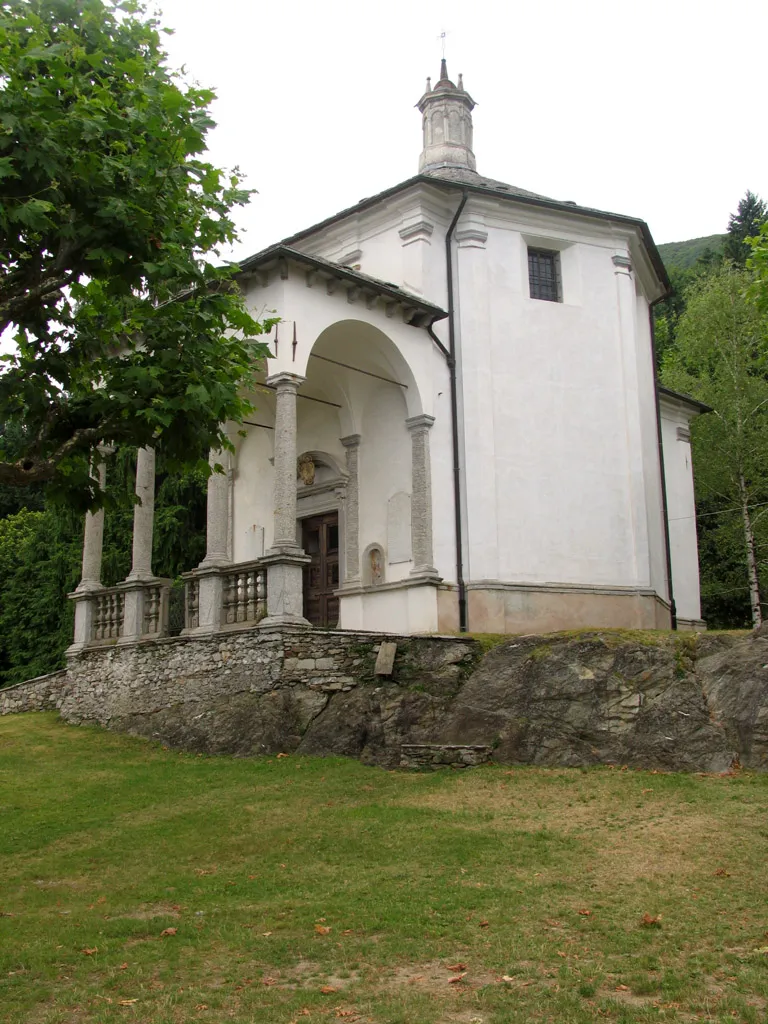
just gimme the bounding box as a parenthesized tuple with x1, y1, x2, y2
(227, 309, 446, 633)
(67, 249, 453, 647)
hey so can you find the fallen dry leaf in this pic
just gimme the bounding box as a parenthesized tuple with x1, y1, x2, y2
(160, 927, 177, 937)
(714, 867, 731, 877)
(320, 985, 337, 994)
(342, 929, 354, 935)
(119, 962, 128, 970)
(262, 931, 272, 937)
(314, 924, 332, 935)
(479, 920, 489, 928)
(616, 984, 630, 991)
(448, 972, 467, 984)
(118, 998, 138, 1006)
(578, 908, 592, 916)
(276, 752, 289, 758)
(640, 913, 663, 928)
(556, 951, 567, 958)
(447, 962, 467, 971)
(81, 947, 98, 956)
(262, 977, 278, 986)
(501, 975, 515, 983)
(195, 1004, 208, 1011)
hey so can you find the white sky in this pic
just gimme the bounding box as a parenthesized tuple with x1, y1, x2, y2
(156, 0, 768, 257)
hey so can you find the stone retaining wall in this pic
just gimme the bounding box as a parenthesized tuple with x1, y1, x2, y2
(3, 628, 768, 773)
(1, 628, 481, 767)
(0, 671, 67, 715)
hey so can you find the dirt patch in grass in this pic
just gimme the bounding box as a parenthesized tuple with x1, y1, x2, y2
(385, 960, 499, 993)
(114, 903, 181, 920)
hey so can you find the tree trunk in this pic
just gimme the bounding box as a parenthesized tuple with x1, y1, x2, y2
(739, 474, 762, 627)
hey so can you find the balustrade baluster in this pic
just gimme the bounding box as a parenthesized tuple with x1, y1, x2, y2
(246, 572, 256, 620)
(256, 570, 267, 620)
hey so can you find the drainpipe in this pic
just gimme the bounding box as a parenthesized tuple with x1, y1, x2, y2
(649, 300, 677, 630)
(427, 190, 469, 632)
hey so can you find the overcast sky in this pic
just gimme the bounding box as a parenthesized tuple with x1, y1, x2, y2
(155, 0, 768, 258)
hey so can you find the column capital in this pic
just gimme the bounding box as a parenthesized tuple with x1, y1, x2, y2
(340, 433, 362, 448)
(406, 414, 435, 432)
(612, 253, 633, 274)
(266, 371, 305, 392)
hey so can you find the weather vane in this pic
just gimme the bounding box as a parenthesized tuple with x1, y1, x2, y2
(437, 29, 449, 59)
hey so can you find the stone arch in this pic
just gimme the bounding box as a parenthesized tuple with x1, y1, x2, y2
(306, 318, 425, 422)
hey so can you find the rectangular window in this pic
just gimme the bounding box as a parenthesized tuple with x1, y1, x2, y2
(528, 248, 561, 302)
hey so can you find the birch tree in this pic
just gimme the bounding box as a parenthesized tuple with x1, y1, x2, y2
(663, 267, 768, 627)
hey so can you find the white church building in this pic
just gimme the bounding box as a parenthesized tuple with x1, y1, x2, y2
(71, 62, 706, 649)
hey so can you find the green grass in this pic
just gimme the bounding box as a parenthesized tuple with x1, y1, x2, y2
(2, 714, 768, 1023)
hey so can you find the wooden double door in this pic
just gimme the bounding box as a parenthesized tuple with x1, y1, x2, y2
(302, 512, 340, 628)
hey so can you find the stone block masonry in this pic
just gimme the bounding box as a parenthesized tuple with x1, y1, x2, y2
(3, 628, 768, 773)
(1, 628, 479, 767)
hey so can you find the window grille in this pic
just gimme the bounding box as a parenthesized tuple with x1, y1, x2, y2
(528, 248, 561, 302)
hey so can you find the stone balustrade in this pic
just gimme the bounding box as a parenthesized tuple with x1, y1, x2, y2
(222, 562, 268, 626)
(92, 588, 125, 642)
(71, 578, 172, 650)
(181, 558, 269, 634)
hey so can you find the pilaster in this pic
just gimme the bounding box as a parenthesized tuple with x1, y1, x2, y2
(341, 434, 361, 584)
(406, 414, 439, 577)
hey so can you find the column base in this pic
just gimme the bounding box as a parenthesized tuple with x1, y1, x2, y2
(259, 550, 311, 628)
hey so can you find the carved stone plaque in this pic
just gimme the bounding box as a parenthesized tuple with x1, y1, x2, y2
(387, 491, 412, 564)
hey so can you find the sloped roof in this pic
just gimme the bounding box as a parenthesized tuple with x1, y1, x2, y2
(238, 244, 448, 328)
(267, 170, 670, 295)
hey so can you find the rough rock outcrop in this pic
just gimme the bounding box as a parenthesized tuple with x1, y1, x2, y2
(2, 627, 768, 772)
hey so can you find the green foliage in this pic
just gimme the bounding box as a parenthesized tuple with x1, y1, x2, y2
(662, 266, 768, 626)
(0, 0, 273, 509)
(723, 190, 767, 268)
(748, 221, 768, 313)
(657, 234, 725, 271)
(0, 507, 81, 684)
(0, 445, 206, 686)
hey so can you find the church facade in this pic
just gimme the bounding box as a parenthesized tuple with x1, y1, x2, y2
(70, 62, 706, 650)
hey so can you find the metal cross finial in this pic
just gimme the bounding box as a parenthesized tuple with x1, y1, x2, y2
(438, 29, 449, 59)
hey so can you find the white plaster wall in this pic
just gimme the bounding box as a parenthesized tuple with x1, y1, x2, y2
(359, 382, 412, 583)
(457, 222, 639, 587)
(237, 184, 681, 615)
(634, 292, 669, 599)
(660, 399, 703, 623)
(232, 420, 275, 561)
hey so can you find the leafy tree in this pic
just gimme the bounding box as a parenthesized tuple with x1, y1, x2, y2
(0, 449, 207, 686)
(662, 267, 768, 627)
(0, 0, 272, 509)
(723, 190, 767, 268)
(748, 222, 768, 312)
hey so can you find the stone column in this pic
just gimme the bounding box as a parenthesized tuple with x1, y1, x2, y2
(77, 455, 108, 593)
(271, 372, 303, 550)
(199, 449, 230, 568)
(260, 372, 310, 627)
(407, 414, 438, 577)
(69, 450, 109, 653)
(191, 448, 232, 634)
(341, 434, 361, 583)
(127, 446, 156, 581)
(121, 445, 157, 643)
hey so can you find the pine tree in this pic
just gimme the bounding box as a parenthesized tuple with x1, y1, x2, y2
(723, 191, 767, 267)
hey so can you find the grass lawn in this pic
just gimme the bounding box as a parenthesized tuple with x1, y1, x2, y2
(1, 715, 768, 1023)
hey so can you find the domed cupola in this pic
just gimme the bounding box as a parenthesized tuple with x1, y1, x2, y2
(416, 60, 477, 174)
